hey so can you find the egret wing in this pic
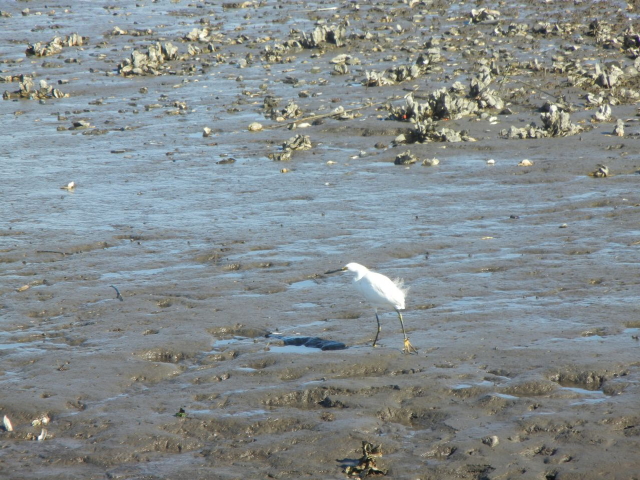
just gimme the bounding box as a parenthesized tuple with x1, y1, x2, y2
(357, 271, 406, 310)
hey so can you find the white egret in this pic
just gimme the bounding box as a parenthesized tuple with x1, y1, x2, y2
(326, 262, 417, 354)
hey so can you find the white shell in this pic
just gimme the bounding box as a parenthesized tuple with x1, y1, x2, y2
(486, 159, 495, 165)
(518, 159, 533, 167)
(248, 122, 263, 132)
(3, 415, 13, 432)
(422, 158, 440, 166)
(37, 428, 47, 441)
(32, 414, 50, 427)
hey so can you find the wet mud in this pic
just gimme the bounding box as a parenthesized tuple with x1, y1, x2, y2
(2, 1, 640, 479)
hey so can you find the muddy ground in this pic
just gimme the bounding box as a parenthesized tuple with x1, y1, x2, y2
(1, 1, 640, 479)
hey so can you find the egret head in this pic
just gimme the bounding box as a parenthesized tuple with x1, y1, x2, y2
(325, 262, 368, 275)
(345, 262, 368, 274)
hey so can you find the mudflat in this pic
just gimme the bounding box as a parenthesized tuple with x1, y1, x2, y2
(1, 1, 639, 479)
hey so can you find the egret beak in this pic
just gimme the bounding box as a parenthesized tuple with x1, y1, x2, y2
(324, 266, 347, 275)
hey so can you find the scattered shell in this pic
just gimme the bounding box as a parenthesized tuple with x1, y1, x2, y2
(344, 441, 386, 477)
(3, 415, 13, 432)
(248, 122, 263, 132)
(332, 63, 349, 75)
(272, 100, 302, 120)
(17, 284, 30, 292)
(25, 34, 87, 57)
(280, 168, 290, 173)
(470, 8, 501, 23)
(31, 414, 50, 427)
(203, 127, 212, 137)
(61, 181, 76, 190)
(612, 119, 624, 137)
(595, 63, 624, 88)
(117, 42, 180, 77)
(216, 158, 236, 165)
(363, 70, 394, 87)
(37, 428, 48, 441)
(424, 444, 457, 459)
(268, 150, 292, 162)
(590, 164, 609, 177)
(223, 2, 253, 9)
(502, 104, 582, 139)
(592, 104, 612, 122)
(540, 105, 583, 136)
(518, 159, 534, 167)
(282, 134, 311, 152)
(487, 159, 496, 165)
(482, 435, 500, 447)
(394, 150, 418, 165)
(2, 76, 68, 100)
(422, 158, 440, 166)
(300, 24, 347, 49)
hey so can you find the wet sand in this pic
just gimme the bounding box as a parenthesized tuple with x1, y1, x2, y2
(1, 1, 640, 479)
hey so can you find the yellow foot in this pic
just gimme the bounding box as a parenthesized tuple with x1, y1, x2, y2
(402, 337, 418, 354)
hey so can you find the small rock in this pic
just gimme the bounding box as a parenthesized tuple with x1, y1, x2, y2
(395, 150, 418, 165)
(592, 104, 612, 122)
(590, 164, 609, 177)
(612, 119, 624, 137)
(482, 435, 499, 447)
(248, 122, 263, 132)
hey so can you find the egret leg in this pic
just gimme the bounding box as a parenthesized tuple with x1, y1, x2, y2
(396, 310, 417, 354)
(372, 310, 382, 347)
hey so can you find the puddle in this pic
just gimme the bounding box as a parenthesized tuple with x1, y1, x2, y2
(493, 393, 519, 400)
(291, 302, 319, 309)
(560, 386, 608, 406)
(560, 386, 606, 396)
(100, 263, 205, 280)
(211, 337, 253, 349)
(288, 279, 317, 290)
(452, 380, 495, 390)
(269, 345, 320, 354)
(188, 408, 268, 418)
(569, 397, 609, 406)
(0, 341, 41, 351)
(276, 320, 327, 332)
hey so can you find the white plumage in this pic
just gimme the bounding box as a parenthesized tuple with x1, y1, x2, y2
(346, 263, 406, 310)
(327, 262, 417, 354)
